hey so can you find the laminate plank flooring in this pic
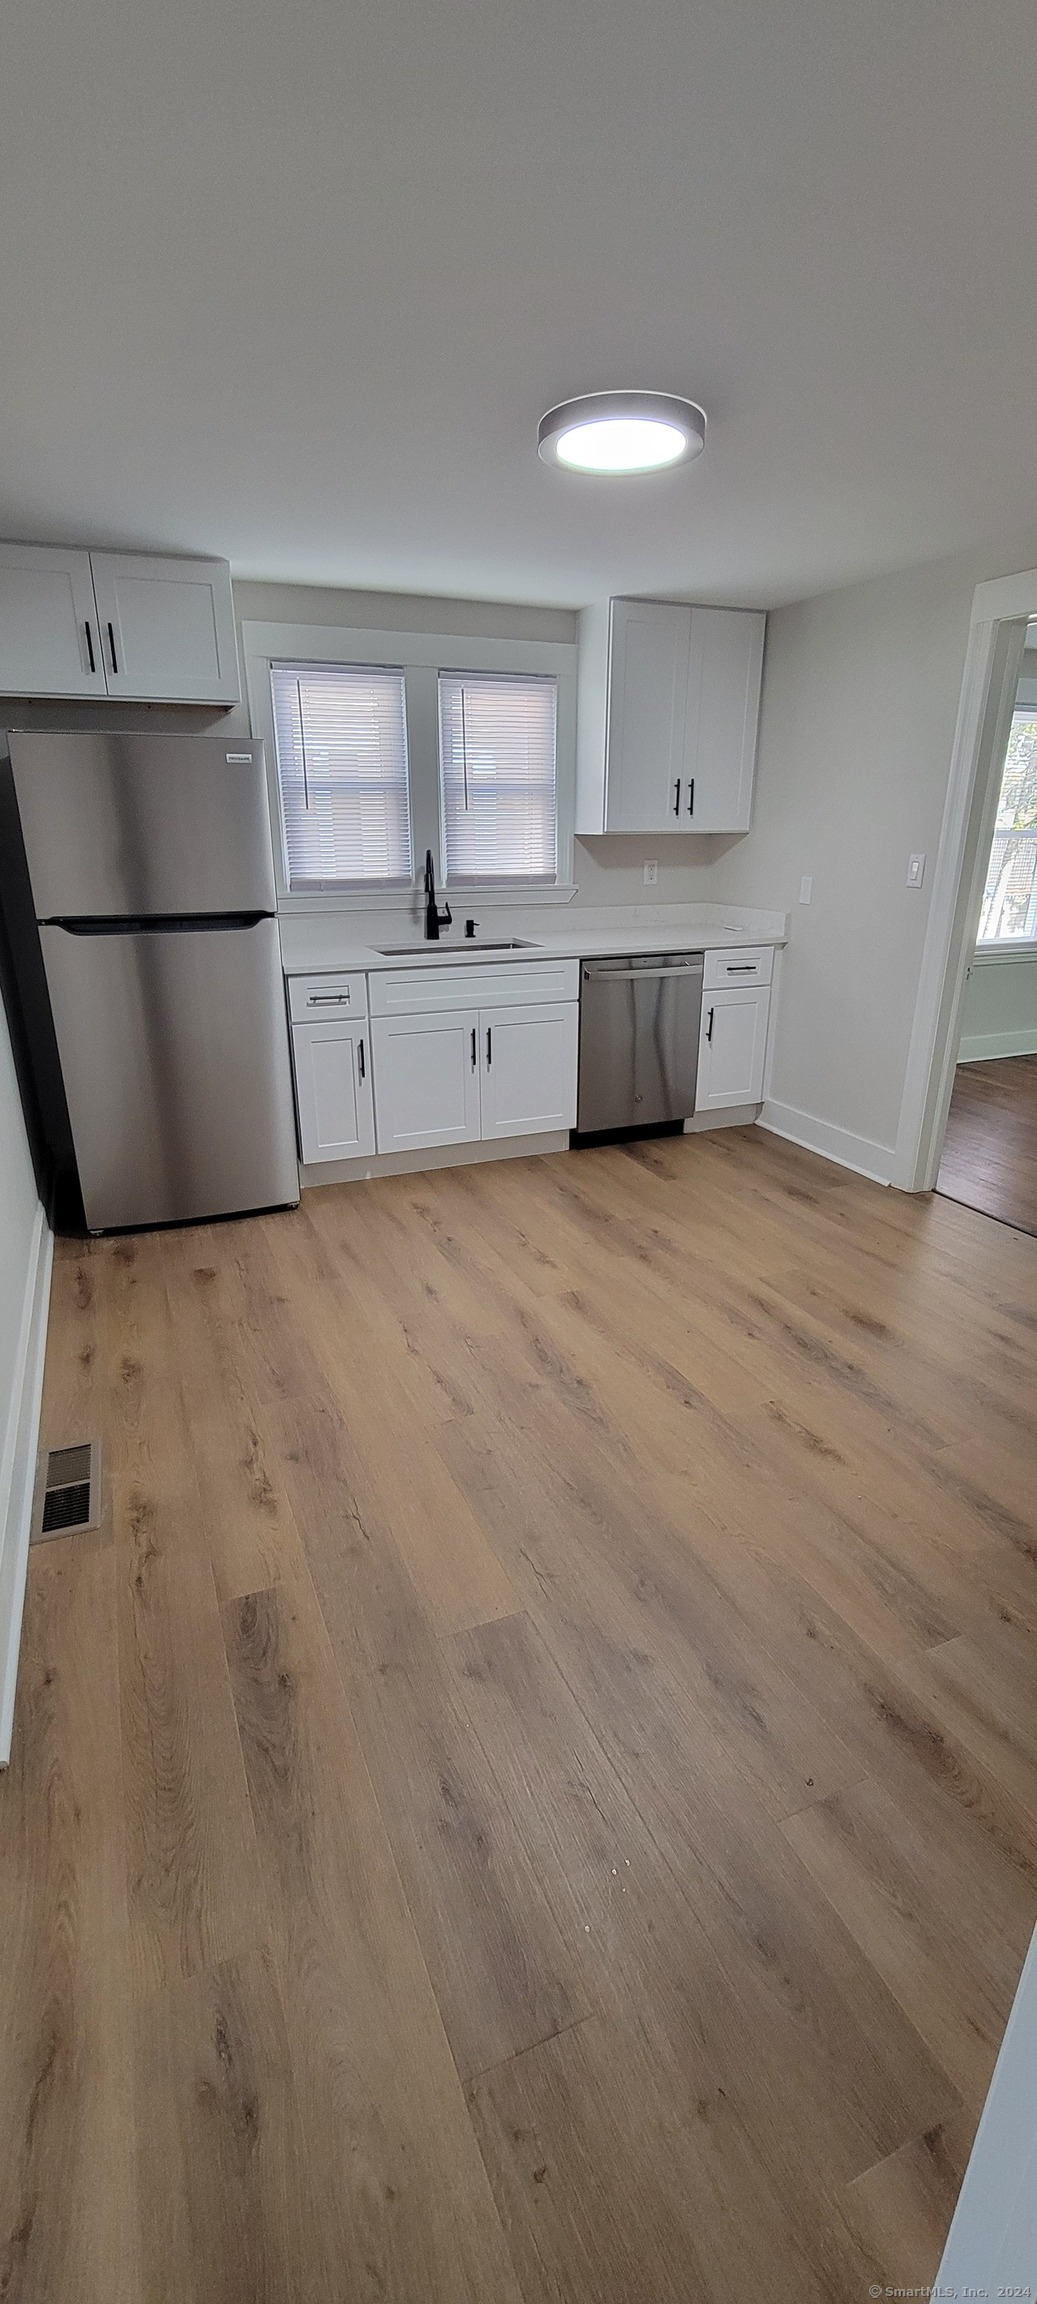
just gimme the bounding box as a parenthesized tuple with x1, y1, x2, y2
(4, 1126, 1037, 2301)
(937, 1052, 1037, 1233)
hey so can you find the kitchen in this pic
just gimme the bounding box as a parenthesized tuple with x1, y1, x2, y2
(2, 1, 1037, 2299)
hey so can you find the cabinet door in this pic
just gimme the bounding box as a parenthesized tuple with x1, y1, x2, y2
(696, 985, 770, 1111)
(604, 599, 691, 832)
(480, 1003, 579, 1138)
(0, 543, 106, 697)
(292, 1019, 375, 1163)
(372, 1010, 481, 1153)
(682, 608, 764, 832)
(89, 552, 239, 703)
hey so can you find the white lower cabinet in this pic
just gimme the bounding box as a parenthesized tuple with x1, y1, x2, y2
(292, 1018, 376, 1162)
(480, 1003, 579, 1138)
(372, 1009, 482, 1152)
(696, 984, 770, 1111)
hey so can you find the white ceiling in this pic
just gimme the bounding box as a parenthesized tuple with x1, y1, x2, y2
(3, 0, 1036, 610)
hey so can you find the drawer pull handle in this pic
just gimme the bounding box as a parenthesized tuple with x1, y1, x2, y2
(358, 1036, 365, 1081)
(706, 1006, 715, 1044)
(725, 964, 757, 974)
(308, 991, 352, 1005)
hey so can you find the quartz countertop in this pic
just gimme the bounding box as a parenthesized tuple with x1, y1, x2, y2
(279, 903, 789, 976)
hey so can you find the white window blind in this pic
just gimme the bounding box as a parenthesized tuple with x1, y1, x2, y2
(439, 672, 557, 883)
(271, 660, 412, 888)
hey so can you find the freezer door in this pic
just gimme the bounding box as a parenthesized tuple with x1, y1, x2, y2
(10, 732, 276, 918)
(39, 916, 299, 1230)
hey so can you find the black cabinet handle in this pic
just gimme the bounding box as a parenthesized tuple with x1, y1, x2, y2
(84, 621, 96, 673)
(706, 1006, 715, 1044)
(358, 1037, 365, 1082)
(687, 779, 695, 816)
(486, 1027, 492, 1067)
(673, 779, 681, 816)
(471, 1026, 477, 1069)
(107, 621, 119, 675)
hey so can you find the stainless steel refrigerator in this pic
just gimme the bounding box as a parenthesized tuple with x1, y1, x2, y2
(7, 731, 299, 1232)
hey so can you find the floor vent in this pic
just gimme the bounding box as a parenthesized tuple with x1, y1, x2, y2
(32, 1441, 101, 1544)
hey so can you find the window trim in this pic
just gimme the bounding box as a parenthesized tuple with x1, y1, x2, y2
(243, 620, 578, 910)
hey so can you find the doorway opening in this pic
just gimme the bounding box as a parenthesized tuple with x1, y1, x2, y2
(935, 631, 1037, 1234)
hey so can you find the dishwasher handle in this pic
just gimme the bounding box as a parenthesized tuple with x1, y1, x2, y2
(582, 961, 704, 982)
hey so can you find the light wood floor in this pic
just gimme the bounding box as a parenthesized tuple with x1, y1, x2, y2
(938, 1052, 1037, 1235)
(4, 1128, 1037, 2304)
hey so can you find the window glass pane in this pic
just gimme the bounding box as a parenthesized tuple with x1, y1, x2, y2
(271, 660, 412, 888)
(439, 672, 557, 883)
(979, 709, 1037, 942)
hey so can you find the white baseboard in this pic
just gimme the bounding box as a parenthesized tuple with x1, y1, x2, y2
(301, 1128, 570, 1190)
(683, 1103, 762, 1133)
(758, 1099, 894, 1186)
(958, 1029, 1037, 1062)
(0, 1205, 53, 1766)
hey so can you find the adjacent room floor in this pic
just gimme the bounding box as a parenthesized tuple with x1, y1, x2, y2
(937, 1052, 1037, 1235)
(3, 1129, 1036, 2304)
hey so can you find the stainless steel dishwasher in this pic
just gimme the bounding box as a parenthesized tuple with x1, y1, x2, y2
(576, 952, 704, 1135)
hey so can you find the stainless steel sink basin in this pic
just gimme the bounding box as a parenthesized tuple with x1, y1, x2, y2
(376, 939, 538, 954)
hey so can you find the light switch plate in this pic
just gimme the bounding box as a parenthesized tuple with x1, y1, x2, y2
(799, 875, 812, 904)
(907, 853, 926, 888)
(643, 859, 658, 886)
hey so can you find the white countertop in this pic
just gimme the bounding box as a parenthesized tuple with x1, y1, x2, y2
(279, 903, 789, 975)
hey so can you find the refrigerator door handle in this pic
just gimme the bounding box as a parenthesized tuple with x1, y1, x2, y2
(45, 911, 272, 935)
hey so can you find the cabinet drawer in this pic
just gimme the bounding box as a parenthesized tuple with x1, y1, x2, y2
(703, 946, 773, 990)
(288, 972, 368, 1022)
(369, 958, 579, 1015)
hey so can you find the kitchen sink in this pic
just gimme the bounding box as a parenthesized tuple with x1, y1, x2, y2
(375, 939, 538, 954)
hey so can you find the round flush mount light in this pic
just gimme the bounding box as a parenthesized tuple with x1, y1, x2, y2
(537, 390, 706, 475)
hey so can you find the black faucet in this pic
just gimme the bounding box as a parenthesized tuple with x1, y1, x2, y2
(424, 849, 452, 941)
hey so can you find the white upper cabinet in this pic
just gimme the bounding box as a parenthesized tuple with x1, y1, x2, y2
(0, 543, 239, 703)
(89, 553, 239, 703)
(0, 545, 107, 697)
(576, 597, 765, 835)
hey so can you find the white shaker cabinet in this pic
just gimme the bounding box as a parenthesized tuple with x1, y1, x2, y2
(696, 983, 771, 1111)
(0, 542, 239, 702)
(0, 544, 107, 697)
(479, 1002, 579, 1138)
(292, 1019, 376, 1162)
(372, 1009, 483, 1153)
(89, 553, 239, 703)
(577, 597, 765, 835)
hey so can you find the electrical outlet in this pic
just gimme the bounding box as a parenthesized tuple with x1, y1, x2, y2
(907, 853, 926, 888)
(643, 859, 658, 886)
(799, 875, 813, 904)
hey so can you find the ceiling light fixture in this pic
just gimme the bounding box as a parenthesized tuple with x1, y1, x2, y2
(537, 390, 706, 475)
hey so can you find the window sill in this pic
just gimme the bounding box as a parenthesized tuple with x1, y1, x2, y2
(972, 942, 1037, 964)
(278, 884, 578, 914)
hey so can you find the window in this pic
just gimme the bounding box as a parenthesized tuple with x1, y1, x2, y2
(439, 671, 557, 883)
(271, 659, 412, 888)
(978, 706, 1037, 943)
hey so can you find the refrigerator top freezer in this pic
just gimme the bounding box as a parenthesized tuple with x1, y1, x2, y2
(4, 730, 299, 1231)
(9, 730, 277, 919)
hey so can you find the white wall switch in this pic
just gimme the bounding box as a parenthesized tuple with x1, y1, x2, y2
(799, 875, 813, 904)
(643, 859, 658, 886)
(907, 853, 926, 888)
